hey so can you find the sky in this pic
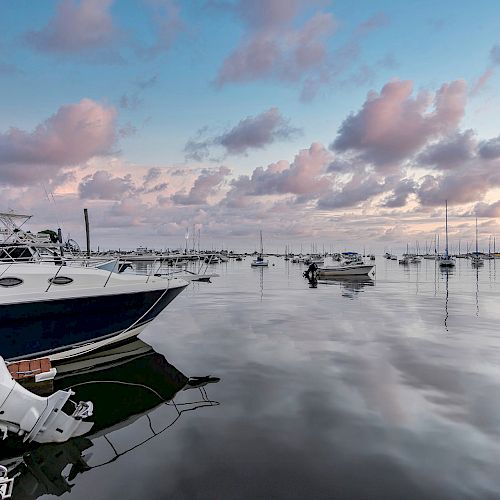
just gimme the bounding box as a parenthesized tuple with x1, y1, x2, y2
(0, 0, 500, 252)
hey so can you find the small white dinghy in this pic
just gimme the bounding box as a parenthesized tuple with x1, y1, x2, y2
(251, 257, 269, 267)
(0, 357, 93, 445)
(316, 263, 374, 277)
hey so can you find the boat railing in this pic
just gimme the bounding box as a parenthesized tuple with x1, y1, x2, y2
(45, 263, 66, 292)
(103, 258, 120, 287)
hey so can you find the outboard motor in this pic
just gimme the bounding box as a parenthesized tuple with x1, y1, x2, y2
(0, 358, 93, 444)
(0, 465, 13, 499)
(303, 262, 318, 288)
(303, 262, 318, 280)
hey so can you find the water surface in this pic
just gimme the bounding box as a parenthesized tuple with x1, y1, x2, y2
(16, 257, 500, 499)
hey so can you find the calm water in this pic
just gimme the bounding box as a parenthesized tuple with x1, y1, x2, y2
(8, 257, 500, 499)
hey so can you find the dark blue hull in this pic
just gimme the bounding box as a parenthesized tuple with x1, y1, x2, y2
(2, 286, 186, 361)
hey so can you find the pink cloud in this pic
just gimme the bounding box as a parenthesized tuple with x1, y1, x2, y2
(318, 171, 390, 209)
(234, 0, 303, 29)
(0, 99, 117, 185)
(470, 68, 494, 96)
(185, 108, 301, 160)
(215, 1, 336, 88)
(332, 79, 467, 168)
(479, 135, 500, 159)
(171, 166, 231, 205)
(417, 165, 500, 207)
(473, 201, 500, 218)
(79, 170, 135, 200)
(140, 0, 183, 58)
(417, 130, 476, 169)
(226, 142, 332, 200)
(382, 178, 417, 208)
(26, 0, 120, 58)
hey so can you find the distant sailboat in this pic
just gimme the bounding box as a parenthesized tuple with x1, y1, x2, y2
(251, 230, 269, 267)
(471, 217, 484, 267)
(439, 200, 455, 267)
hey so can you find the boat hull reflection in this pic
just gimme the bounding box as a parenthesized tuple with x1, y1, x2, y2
(0, 339, 220, 500)
(317, 276, 375, 297)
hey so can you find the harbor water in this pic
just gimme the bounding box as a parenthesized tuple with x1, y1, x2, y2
(8, 257, 500, 499)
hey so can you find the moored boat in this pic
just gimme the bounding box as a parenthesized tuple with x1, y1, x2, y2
(251, 231, 269, 267)
(0, 263, 188, 362)
(316, 263, 374, 277)
(439, 201, 455, 268)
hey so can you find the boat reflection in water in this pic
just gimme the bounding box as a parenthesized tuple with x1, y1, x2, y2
(0, 339, 220, 500)
(317, 276, 375, 298)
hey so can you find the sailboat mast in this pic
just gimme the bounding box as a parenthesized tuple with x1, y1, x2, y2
(445, 200, 449, 257)
(260, 230, 263, 255)
(475, 218, 478, 254)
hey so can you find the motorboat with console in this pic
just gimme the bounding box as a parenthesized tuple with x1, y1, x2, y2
(316, 262, 375, 277)
(0, 263, 188, 362)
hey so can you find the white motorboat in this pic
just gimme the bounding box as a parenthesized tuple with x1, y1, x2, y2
(316, 262, 375, 277)
(304, 254, 324, 265)
(471, 255, 484, 267)
(0, 263, 188, 362)
(341, 252, 363, 264)
(251, 256, 269, 267)
(438, 256, 455, 267)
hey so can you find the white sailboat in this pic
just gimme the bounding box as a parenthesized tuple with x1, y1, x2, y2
(439, 200, 455, 267)
(251, 231, 269, 267)
(471, 217, 484, 267)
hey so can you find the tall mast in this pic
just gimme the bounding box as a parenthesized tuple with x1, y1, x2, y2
(476, 217, 479, 254)
(445, 200, 449, 257)
(260, 230, 263, 255)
